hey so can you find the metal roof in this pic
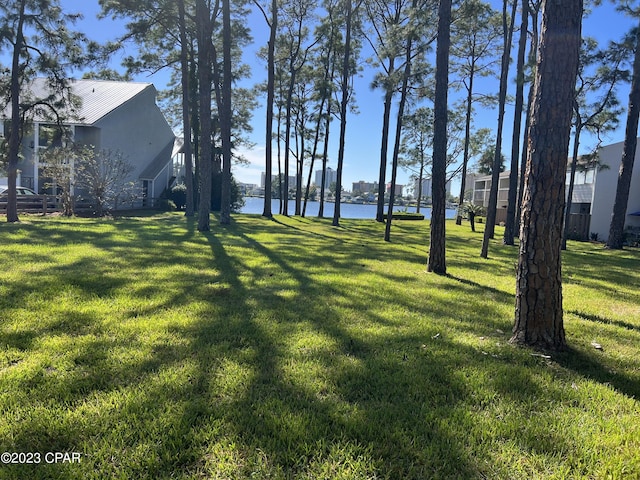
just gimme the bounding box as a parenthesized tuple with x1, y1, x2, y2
(2, 78, 153, 126)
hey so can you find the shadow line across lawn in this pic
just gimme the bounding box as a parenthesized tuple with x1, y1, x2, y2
(192, 223, 486, 477)
(1, 214, 639, 478)
(569, 309, 639, 333)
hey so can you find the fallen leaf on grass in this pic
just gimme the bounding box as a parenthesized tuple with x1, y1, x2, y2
(530, 353, 552, 359)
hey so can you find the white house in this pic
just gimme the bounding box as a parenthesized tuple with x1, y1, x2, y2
(1, 78, 177, 205)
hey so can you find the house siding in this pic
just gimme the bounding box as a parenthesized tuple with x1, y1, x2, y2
(92, 86, 175, 194)
(589, 141, 640, 241)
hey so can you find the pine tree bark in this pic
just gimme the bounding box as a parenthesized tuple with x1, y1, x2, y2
(178, 0, 195, 218)
(384, 0, 416, 242)
(503, 0, 528, 245)
(332, 0, 354, 227)
(606, 21, 640, 249)
(219, 0, 232, 225)
(511, 0, 582, 350)
(196, 0, 213, 232)
(376, 88, 394, 223)
(262, 0, 277, 219)
(428, 0, 452, 274)
(6, 0, 27, 223)
(455, 69, 474, 226)
(481, 0, 516, 257)
(515, 2, 541, 235)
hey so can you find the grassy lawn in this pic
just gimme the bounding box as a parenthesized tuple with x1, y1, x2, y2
(0, 212, 638, 479)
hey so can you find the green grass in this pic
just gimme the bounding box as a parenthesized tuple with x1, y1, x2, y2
(0, 212, 638, 479)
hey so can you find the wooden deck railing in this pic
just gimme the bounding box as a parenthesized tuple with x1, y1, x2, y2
(0, 195, 162, 215)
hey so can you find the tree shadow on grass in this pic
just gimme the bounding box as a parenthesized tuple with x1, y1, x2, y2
(569, 309, 639, 333)
(194, 229, 488, 478)
(446, 274, 512, 300)
(5, 215, 635, 478)
(554, 346, 640, 400)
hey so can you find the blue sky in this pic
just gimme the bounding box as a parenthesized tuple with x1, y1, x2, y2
(7, 0, 637, 195)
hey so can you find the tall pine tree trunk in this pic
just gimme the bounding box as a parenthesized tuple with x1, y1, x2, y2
(511, 0, 582, 350)
(318, 108, 331, 218)
(332, 0, 354, 227)
(456, 69, 474, 225)
(562, 122, 582, 249)
(220, 0, 232, 225)
(606, 21, 640, 249)
(503, 0, 528, 245)
(6, 0, 26, 223)
(376, 85, 394, 222)
(178, 0, 195, 218)
(196, 0, 213, 232)
(283, 72, 296, 216)
(295, 112, 304, 216)
(428, 0, 452, 275)
(481, 0, 516, 258)
(302, 94, 328, 217)
(516, 2, 540, 234)
(262, 0, 277, 219)
(384, 0, 416, 242)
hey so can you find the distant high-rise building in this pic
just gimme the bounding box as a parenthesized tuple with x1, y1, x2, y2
(413, 177, 451, 200)
(352, 180, 378, 194)
(261, 172, 299, 189)
(315, 167, 337, 189)
(414, 178, 432, 199)
(386, 183, 404, 197)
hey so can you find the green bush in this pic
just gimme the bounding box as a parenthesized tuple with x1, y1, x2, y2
(170, 184, 187, 210)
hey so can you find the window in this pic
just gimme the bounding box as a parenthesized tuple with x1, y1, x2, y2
(585, 168, 595, 184)
(37, 124, 71, 150)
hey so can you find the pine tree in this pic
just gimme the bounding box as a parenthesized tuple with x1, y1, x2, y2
(427, 0, 452, 274)
(0, 0, 86, 222)
(511, 0, 582, 350)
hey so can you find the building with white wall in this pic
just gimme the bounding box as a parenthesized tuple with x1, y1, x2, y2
(465, 141, 640, 242)
(413, 178, 452, 201)
(588, 140, 640, 242)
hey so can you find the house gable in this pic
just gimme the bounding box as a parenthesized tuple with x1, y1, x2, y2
(2, 79, 175, 203)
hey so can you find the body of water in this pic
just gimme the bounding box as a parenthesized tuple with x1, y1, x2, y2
(239, 197, 457, 220)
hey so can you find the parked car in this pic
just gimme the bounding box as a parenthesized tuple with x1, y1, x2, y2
(0, 186, 56, 211)
(0, 186, 39, 197)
